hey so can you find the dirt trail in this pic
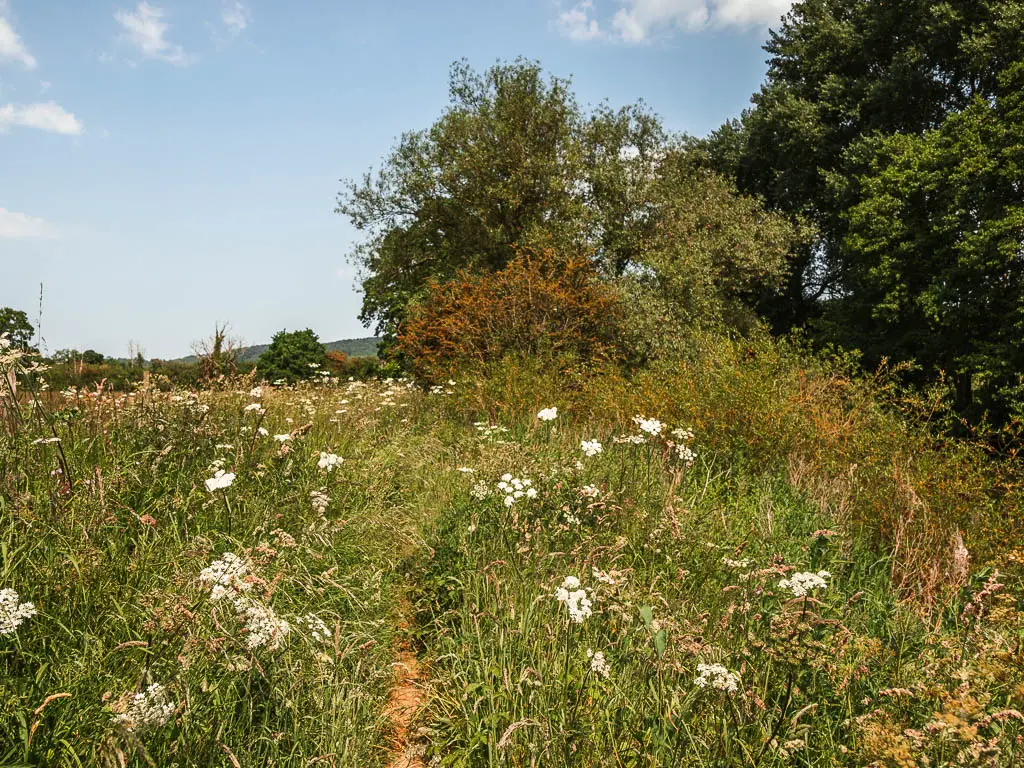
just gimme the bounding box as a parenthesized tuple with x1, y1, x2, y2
(384, 611, 426, 768)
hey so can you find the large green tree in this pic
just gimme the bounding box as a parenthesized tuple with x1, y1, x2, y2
(699, 0, 1024, 416)
(0, 307, 35, 351)
(336, 58, 665, 341)
(257, 329, 326, 385)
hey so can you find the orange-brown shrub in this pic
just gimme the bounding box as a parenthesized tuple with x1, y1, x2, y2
(396, 248, 627, 381)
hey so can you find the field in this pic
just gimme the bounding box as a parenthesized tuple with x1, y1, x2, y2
(2, 359, 1023, 766)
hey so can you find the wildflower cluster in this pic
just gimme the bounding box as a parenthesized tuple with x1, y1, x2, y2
(497, 474, 537, 507)
(537, 407, 558, 422)
(778, 570, 830, 597)
(0, 588, 37, 635)
(587, 649, 611, 678)
(694, 663, 741, 694)
(310, 489, 330, 514)
(300, 613, 332, 644)
(199, 552, 252, 601)
(554, 576, 593, 624)
(474, 422, 509, 440)
(633, 415, 664, 436)
(204, 469, 236, 492)
(233, 597, 292, 650)
(317, 452, 343, 471)
(580, 439, 603, 457)
(111, 684, 176, 731)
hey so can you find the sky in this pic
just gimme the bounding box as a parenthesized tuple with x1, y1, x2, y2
(1, 0, 794, 359)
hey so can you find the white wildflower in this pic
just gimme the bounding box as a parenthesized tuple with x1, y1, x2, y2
(0, 589, 37, 635)
(778, 570, 831, 598)
(310, 490, 330, 514)
(112, 683, 175, 731)
(695, 663, 741, 693)
(554, 576, 593, 624)
(317, 452, 343, 472)
(204, 469, 236, 492)
(580, 439, 603, 457)
(199, 552, 252, 602)
(587, 649, 611, 678)
(537, 407, 558, 422)
(232, 596, 291, 650)
(632, 415, 664, 436)
(613, 434, 647, 445)
(274, 433, 291, 442)
(591, 567, 617, 585)
(722, 557, 752, 569)
(299, 613, 331, 644)
(580, 484, 600, 499)
(249, 386, 263, 398)
(244, 403, 265, 414)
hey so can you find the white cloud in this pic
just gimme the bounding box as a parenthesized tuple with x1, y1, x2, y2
(114, 2, 195, 66)
(221, 1, 251, 35)
(0, 207, 51, 238)
(556, 1, 604, 41)
(0, 101, 83, 134)
(0, 4, 37, 69)
(556, 0, 793, 42)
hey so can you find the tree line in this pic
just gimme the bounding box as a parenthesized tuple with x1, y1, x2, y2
(336, 0, 1023, 432)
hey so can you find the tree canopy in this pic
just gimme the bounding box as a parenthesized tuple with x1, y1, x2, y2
(694, 0, 1024, 418)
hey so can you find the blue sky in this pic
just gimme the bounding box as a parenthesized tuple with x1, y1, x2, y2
(1, 0, 792, 359)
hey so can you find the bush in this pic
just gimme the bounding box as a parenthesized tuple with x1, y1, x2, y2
(397, 247, 628, 382)
(256, 329, 326, 384)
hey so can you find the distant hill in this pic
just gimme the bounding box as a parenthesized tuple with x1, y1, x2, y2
(170, 337, 379, 363)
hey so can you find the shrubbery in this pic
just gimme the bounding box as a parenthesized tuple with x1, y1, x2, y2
(256, 328, 326, 384)
(397, 247, 628, 381)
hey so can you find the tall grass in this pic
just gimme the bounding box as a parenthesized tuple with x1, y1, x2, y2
(2, 336, 1022, 766)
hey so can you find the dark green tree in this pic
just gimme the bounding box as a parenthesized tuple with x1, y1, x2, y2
(256, 329, 326, 384)
(699, 0, 1024, 417)
(0, 307, 35, 351)
(81, 350, 104, 365)
(336, 58, 666, 341)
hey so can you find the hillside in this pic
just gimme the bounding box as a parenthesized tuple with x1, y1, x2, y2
(171, 336, 379, 363)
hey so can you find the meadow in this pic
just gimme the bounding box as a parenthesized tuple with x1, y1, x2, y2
(1, 340, 1023, 767)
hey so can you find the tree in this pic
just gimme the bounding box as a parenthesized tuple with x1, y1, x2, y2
(0, 307, 34, 351)
(701, 0, 1024, 417)
(336, 58, 666, 341)
(81, 350, 104, 365)
(617, 161, 806, 360)
(833, 58, 1024, 419)
(256, 329, 326, 384)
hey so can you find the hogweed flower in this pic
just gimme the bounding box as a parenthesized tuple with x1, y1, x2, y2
(199, 552, 252, 601)
(310, 490, 330, 514)
(695, 663, 741, 693)
(632, 415, 664, 436)
(496, 475, 536, 507)
(111, 684, 175, 731)
(299, 613, 331, 644)
(0, 589, 37, 635)
(778, 570, 831, 598)
(587, 649, 611, 678)
(554, 576, 593, 624)
(317, 452, 343, 472)
(580, 439, 603, 457)
(204, 469, 235, 492)
(537, 407, 558, 422)
(232, 596, 291, 650)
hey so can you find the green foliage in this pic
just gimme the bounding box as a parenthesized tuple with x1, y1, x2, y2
(699, 0, 1024, 422)
(336, 58, 666, 338)
(616, 164, 808, 361)
(0, 307, 34, 351)
(256, 329, 326, 384)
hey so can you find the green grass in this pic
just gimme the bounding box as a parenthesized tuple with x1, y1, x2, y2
(1, 368, 1022, 766)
